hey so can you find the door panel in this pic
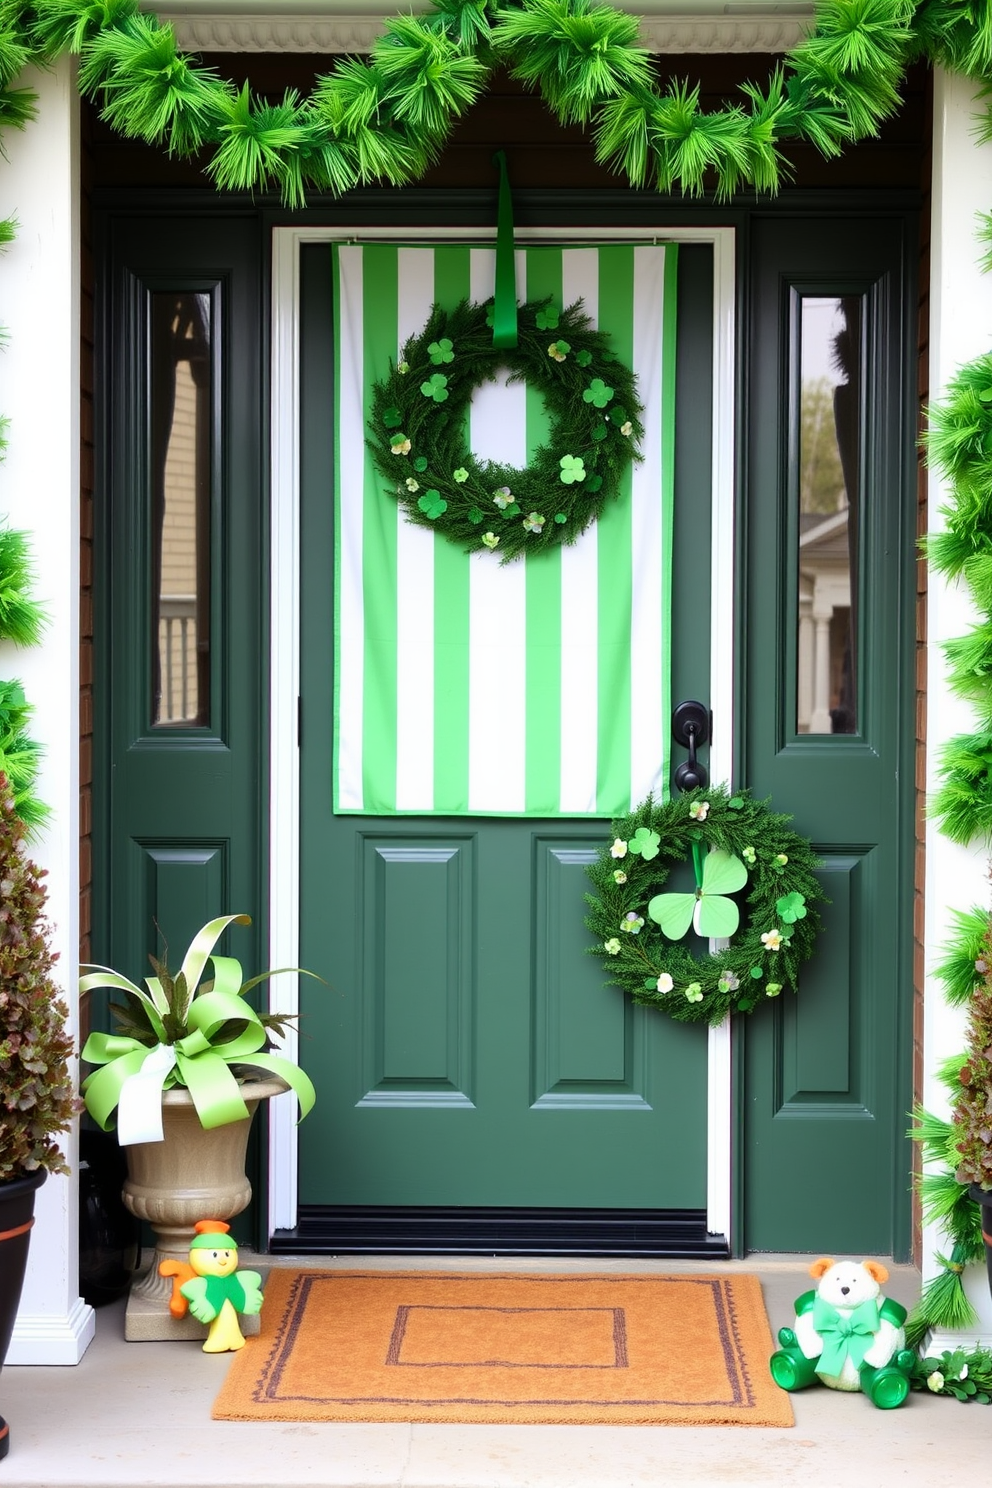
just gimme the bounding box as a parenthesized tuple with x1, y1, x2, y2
(289, 240, 718, 1253)
(742, 213, 916, 1257)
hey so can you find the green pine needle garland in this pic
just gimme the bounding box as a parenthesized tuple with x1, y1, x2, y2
(0, 525, 46, 647)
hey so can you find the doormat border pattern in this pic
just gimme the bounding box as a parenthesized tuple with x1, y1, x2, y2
(212, 1269, 793, 1427)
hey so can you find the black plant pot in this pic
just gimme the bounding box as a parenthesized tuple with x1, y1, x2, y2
(79, 1128, 139, 1307)
(970, 1183, 992, 1300)
(0, 1168, 47, 1461)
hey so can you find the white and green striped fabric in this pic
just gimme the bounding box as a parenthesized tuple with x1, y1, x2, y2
(333, 242, 678, 817)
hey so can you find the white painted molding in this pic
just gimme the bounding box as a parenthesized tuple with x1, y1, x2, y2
(1, 58, 95, 1366)
(268, 223, 738, 1241)
(922, 66, 992, 1347)
(170, 10, 809, 52)
(7, 1299, 96, 1368)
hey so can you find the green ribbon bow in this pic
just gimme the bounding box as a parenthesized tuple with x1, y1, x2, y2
(812, 1295, 881, 1375)
(491, 151, 518, 350)
(80, 914, 316, 1140)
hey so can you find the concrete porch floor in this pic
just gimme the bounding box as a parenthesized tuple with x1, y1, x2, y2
(1, 1253, 983, 1488)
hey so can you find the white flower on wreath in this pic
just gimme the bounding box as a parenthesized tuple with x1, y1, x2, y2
(761, 928, 784, 952)
(604, 937, 622, 955)
(613, 869, 627, 884)
(523, 512, 546, 534)
(391, 437, 411, 456)
(656, 972, 674, 994)
(611, 839, 628, 859)
(689, 800, 710, 821)
(405, 477, 419, 492)
(927, 1372, 945, 1393)
(620, 421, 633, 436)
(493, 486, 513, 509)
(620, 912, 644, 934)
(481, 532, 500, 550)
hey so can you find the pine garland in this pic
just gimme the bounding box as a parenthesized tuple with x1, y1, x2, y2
(0, 0, 954, 207)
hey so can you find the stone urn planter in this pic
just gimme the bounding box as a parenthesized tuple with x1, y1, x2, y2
(122, 1078, 286, 1341)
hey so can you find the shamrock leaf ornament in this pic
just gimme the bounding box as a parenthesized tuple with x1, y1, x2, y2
(583, 378, 614, 409)
(420, 373, 449, 403)
(559, 455, 586, 485)
(418, 490, 447, 519)
(628, 827, 660, 861)
(776, 891, 807, 923)
(428, 338, 454, 364)
(648, 846, 748, 941)
(535, 305, 560, 330)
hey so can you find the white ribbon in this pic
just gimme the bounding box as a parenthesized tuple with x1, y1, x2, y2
(116, 1043, 178, 1145)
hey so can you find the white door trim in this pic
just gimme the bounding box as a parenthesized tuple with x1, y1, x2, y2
(268, 223, 738, 1241)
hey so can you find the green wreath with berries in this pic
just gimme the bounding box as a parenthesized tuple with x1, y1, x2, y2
(584, 785, 825, 1026)
(368, 296, 643, 563)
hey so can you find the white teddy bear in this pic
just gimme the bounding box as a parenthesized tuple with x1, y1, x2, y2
(769, 1257, 914, 1408)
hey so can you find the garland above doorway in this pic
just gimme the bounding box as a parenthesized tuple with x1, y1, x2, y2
(1, 0, 978, 206)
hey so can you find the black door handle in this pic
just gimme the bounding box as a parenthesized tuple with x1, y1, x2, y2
(672, 700, 710, 792)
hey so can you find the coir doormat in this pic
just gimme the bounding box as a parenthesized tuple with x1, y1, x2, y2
(212, 1270, 793, 1426)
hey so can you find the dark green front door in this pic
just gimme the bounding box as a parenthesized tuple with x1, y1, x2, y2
(292, 239, 719, 1251)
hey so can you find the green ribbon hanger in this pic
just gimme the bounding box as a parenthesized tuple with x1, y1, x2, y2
(811, 1295, 881, 1376)
(492, 150, 518, 350)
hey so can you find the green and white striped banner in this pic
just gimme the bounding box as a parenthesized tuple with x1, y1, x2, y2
(333, 242, 677, 817)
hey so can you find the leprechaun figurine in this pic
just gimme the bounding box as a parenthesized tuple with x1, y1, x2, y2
(176, 1220, 264, 1352)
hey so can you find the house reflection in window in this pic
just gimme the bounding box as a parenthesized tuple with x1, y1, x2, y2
(796, 295, 862, 735)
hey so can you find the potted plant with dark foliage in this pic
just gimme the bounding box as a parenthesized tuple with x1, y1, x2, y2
(0, 773, 75, 1460)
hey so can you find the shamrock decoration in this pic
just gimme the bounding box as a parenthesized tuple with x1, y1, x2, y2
(390, 434, 411, 456)
(493, 486, 514, 509)
(628, 827, 660, 860)
(576, 349, 593, 367)
(481, 531, 500, 549)
(548, 341, 571, 361)
(421, 373, 450, 403)
(453, 467, 468, 483)
(523, 512, 546, 534)
(535, 305, 560, 330)
(559, 455, 586, 484)
(776, 891, 807, 923)
(418, 490, 447, 518)
(383, 406, 404, 429)
(648, 844, 748, 940)
(413, 455, 428, 472)
(428, 338, 454, 364)
(585, 786, 824, 1026)
(583, 378, 614, 409)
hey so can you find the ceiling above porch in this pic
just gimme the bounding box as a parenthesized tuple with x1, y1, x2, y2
(148, 0, 815, 53)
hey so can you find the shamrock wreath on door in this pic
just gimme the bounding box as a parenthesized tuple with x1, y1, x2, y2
(584, 785, 824, 1026)
(368, 297, 643, 563)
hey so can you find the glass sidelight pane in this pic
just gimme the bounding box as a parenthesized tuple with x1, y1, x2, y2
(150, 292, 212, 728)
(796, 295, 862, 735)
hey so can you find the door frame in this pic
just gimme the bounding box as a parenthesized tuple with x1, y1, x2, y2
(265, 223, 738, 1242)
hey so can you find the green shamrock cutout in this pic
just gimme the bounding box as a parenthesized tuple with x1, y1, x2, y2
(559, 455, 586, 484)
(413, 456, 428, 472)
(554, 513, 567, 524)
(591, 423, 608, 442)
(453, 467, 468, 482)
(576, 349, 593, 367)
(536, 305, 560, 330)
(648, 844, 748, 940)
(583, 378, 614, 409)
(467, 507, 484, 524)
(610, 405, 628, 424)
(628, 827, 660, 861)
(420, 373, 449, 403)
(586, 474, 603, 493)
(383, 406, 404, 428)
(428, 338, 454, 365)
(776, 891, 807, 923)
(418, 490, 447, 518)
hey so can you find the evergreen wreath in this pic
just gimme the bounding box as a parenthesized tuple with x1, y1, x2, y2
(368, 295, 643, 560)
(584, 784, 824, 1027)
